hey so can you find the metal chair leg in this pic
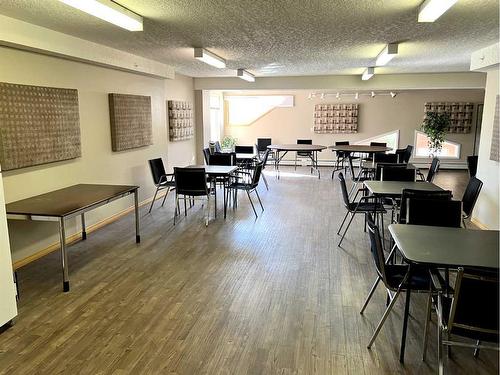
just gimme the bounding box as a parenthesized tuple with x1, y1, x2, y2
(360, 276, 381, 314)
(205, 195, 210, 226)
(337, 210, 350, 235)
(262, 173, 269, 190)
(338, 212, 356, 247)
(422, 290, 433, 361)
(255, 189, 264, 211)
(247, 190, 258, 218)
(367, 289, 402, 348)
(295, 153, 297, 170)
(473, 340, 481, 358)
(148, 185, 161, 213)
(160, 187, 170, 207)
(173, 194, 179, 225)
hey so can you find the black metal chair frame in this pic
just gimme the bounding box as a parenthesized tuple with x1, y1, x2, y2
(462, 176, 483, 227)
(331, 141, 350, 178)
(148, 158, 176, 214)
(295, 139, 313, 172)
(225, 162, 264, 218)
(173, 167, 211, 226)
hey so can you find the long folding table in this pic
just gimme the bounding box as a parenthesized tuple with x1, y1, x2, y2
(267, 144, 326, 179)
(6, 184, 140, 292)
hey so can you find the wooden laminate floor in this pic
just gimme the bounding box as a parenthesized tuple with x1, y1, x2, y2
(0, 168, 497, 374)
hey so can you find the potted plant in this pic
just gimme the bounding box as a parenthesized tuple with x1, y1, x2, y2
(220, 135, 237, 152)
(421, 111, 450, 157)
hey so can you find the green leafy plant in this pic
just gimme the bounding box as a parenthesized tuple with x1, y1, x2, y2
(220, 135, 237, 150)
(421, 111, 450, 156)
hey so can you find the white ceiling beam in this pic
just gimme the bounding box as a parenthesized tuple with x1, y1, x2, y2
(470, 43, 499, 71)
(194, 72, 486, 91)
(0, 15, 175, 79)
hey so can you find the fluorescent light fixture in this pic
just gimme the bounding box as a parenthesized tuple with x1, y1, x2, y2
(375, 43, 399, 66)
(320, 93, 325, 100)
(58, 0, 143, 31)
(362, 67, 375, 80)
(355, 93, 359, 100)
(336, 92, 340, 99)
(237, 69, 255, 82)
(194, 48, 226, 69)
(418, 0, 458, 22)
(371, 91, 376, 98)
(390, 92, 397, 98)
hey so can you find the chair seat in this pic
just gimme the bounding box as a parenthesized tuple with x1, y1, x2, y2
(385, 264, 433, 291)
(159, 180, 176, 188)
(227, 182, 255, 190)
(347, 202, 386, 213)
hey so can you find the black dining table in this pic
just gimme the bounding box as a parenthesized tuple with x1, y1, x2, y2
(389, 224, 500, 363)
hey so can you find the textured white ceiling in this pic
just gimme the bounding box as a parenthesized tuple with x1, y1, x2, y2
(0, 0, 498, 77)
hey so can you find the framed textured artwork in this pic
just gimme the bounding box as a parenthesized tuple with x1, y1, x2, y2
(168, 100, 194, 141)
(424, 102, 475, 133)
(313, 103, 358, 133)
(490, 95, 499, 162)
(0, 82, 81, 171)
(108, 93, 152, 151)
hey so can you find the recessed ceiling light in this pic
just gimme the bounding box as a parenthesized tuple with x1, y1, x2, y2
(194, 48, 226, 69)
(418, 0, 458, 22)
(375, 43, 399, 66)
(362, 67, 375, 80)
(371, 91, 376, 98)
(336, 92, 340, 99)
(237, 69, 255, 82)
(355, 93, 359, 100)
(390, 92, 397, 98)
(58, 0, 143, 31)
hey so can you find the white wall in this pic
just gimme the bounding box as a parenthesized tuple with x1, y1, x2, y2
(0, 47, 196, 263)
(473, 68, 499, 229)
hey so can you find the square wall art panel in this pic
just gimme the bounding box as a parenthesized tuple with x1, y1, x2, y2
(0, 82, 81, 171)
(109, 93, 152, 151)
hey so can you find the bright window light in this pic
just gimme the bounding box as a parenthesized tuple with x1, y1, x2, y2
(362, 67, 374, 80)
(414, 131, 461, 158)
(418, 0, 458, 22)
(225, 95, 294, 126)
(194, 48, 226, 69)
(375, 43, 398, 66)
(58, 0, 143, 31)
(355, 130, 400, 151)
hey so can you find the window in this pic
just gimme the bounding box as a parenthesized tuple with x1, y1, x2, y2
(414, 130, 461, 159)
(209, 93, 222, 142)
(354, 130, 400, 151)
(225, 95, 294, 126)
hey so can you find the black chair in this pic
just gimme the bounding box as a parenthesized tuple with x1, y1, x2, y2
(203, 148, 211, 165)
(399, 189, 453, 224)
(337, 173, 386, 247)
(379, 166, 416, 182)
(370, 142, 387, 147)
(148, 158, 175, 214)
(361, 214, 438, 351)
(395, 145, 413, 163)
(374, 163, 407, 181)
(417, 157, 440, 182)
(331, 141, 350, 178)
(209, 153, 235, 166)
(467, 155, 478, 177)
(462, 176, 483, 227)
(259, 149, 271, 190)
(406, 199, 462, 228)
(348, 155, 372, 198)
(295, 139, 313, 172)
(429, 267, 499, 374)
(173, 167, 211, 226)
(374, 153, 398, 164)
(256, 137, 271, 154)
(225, 162, 264, 218)
(235, 145, 254, 154)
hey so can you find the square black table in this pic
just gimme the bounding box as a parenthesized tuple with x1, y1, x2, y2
(6, 184, 140, 292)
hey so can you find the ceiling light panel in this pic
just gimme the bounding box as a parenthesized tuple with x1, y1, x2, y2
(237, 69, 255, 82)
(418, 0, 458, 22)
(361, 67, 375, 80)
(375, 43, 399, 66)
(58, 0, 143, 31)
(194, 48, 226, 68)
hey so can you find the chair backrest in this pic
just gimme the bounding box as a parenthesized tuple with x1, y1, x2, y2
(370, 142, 387, 147)
(406, 198, 462, 227)
(448, 268, 499, 343)
(377, 164, 415, 181)
(251, 162, 264, 187)
(256, 138, 272, 151)
(399, 189, 453, 223)
(209, 153, 234, 166)
(203, 148, 211, 164)
(374, 153, 398, 163)
(403, 145, 414, 163)
(467, 155, 478, 177)
(174, 167, 208, 196)
(337, 172, 351, 207)
(462, 176, 483, 218)
(335, 141, 349, 157)
(235, 145, 254, 154)
(395, 148, 407, 163)
(366, 214, 388, 283)
(214, 141, 222, 153)
(426, 157, 440, 182)
(335, 141, 349, 146)
(260, 149, 271, 168)
(148, 158, 166, 186)
(297, 139, 313, 145)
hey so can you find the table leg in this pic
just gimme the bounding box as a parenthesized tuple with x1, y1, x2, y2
(223, 182, 227, 219)
(81, 213, 87, 240)
(59, 217, 70, 292)
(276, 150, 280, 179)
(316, 151, 321, 179)
(400, 265, 413, 363)
(134, 189, 141, 243)
(213, 179, 217, 219)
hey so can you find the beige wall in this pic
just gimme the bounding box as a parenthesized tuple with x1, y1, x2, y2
(0, 47, 196, 262)
(473, 68, 499, 229)
(224, 89, 485, 166)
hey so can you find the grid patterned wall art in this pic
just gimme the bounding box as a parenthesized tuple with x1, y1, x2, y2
(313, 103, 358, 133)
(424, 102, 475, 133)
(108, 93, 153, 152)
(168, 100, 194, 141)
(0, 82, 81, 171)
